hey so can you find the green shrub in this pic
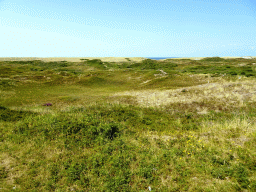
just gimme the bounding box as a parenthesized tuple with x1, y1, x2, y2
(141, 59, 158, 69)
(0, 106, 36, 122)
(0, 166, 8, 179)
(9, 60, 71, 69)
(0, 105, 7, 110)
(13, 113, 122, 148)
(230, 71, 237, 76)
(85, 59, 106, 70)
(246, 73, 254, 77)
(130, 59, 160, 70)
(201, 57, 225, 62)
(0, 79, 17, 90)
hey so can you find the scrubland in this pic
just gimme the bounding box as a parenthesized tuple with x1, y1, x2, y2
(0, 57, 256, 191)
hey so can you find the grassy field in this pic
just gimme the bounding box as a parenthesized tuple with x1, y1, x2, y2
(0, 57, 256, 191)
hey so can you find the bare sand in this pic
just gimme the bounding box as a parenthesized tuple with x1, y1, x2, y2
(0, 56, 255, 63)
(162, 56, 256, 61)
(0, 57, 147, 63)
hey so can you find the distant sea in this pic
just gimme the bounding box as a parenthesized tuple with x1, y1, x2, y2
(144, 57, 178, 60)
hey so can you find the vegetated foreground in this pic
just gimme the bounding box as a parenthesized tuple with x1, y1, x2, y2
(0, 57, 256, 191)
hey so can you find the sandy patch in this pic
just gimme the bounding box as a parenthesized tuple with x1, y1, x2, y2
(168, 56, 256, 60)
(0, 57, 147, 63)
(1, 56, 255, 62)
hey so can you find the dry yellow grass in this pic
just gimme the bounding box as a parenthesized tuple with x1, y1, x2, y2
(114, 76, 256, 112)
(199, 115, 256, 147)
(1, 56, 256, 62)
(0, 57, 147, 63)
(170, 56, 256, 60)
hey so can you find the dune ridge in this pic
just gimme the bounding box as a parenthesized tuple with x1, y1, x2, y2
(0, 56, 255, 63)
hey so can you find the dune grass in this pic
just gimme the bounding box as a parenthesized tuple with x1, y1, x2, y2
(0, 57, 256, 191)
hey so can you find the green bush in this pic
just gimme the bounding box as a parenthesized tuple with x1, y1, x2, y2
(246, 73, 254, 77)
(141, 59, 158, 69)
(201, 57, 225, 62)
(0, 79, 17, 90)
(85, 59, 106, 70)
(0, 166, 8, 179)
(230, 71, 237, 76)
(13, 113, 122, 148)
(7, 60, 69, 69)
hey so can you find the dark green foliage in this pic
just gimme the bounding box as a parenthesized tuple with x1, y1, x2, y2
(0, 106, 36, 122)
(179, 112, 200, 131)
(201, 57, 226, 62)
(234, 165, 250, 189)
(0, 166, 8, 179)
(3, 103, 256, 191)
(131, 59, 178, 70)
(29, 66, 43, 71)
(211, 156, 230, 166)
(38, 61, 70, 69)
(48, 163, 60, 182)
(246, 73, 254, 77)
(0, 105, 7, 110)
(211, 166, 233, 180)
(0, 79, 16, 90)
(8, 60, 40, 65)
(141, 59, 159, 69)
(13, 113, 122, 148)
(99, 123, 120, 140)
(87, 104, 173, 132)
(100, 151, 133, 191)
(63, 68, 83, 75)
(230, 71, 237, 76)
(78, 76, 107, 87)
(116, 62, 132, 69)
(241, 66, 253, 72)
(182, 64, 256, 77)
(0, 66, 14, 76)
(84, 59, 106, 70)
(64, 161, 86, 183)
(210, 161, 251, 189)
(5, 60, 70, 69)
(39, 138, 134, 191)
(59, 62, 69, 67)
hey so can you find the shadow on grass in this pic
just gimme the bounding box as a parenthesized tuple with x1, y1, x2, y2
(0, 105, 38, 122)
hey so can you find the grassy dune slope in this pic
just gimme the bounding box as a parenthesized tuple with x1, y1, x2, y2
(0, 57, 256, 191)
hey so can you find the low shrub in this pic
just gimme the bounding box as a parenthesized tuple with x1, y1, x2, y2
(0, 106, 36, 122)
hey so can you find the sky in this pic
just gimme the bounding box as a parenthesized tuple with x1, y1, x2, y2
(0, 0, 256, 58)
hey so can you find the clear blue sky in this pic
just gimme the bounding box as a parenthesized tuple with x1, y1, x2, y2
(1, 0, 255, 57)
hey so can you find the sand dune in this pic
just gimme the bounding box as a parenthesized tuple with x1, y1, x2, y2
(0, 57, 147, 63)
(165, 56, 256, 60)
(0, 56, 255, 63)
